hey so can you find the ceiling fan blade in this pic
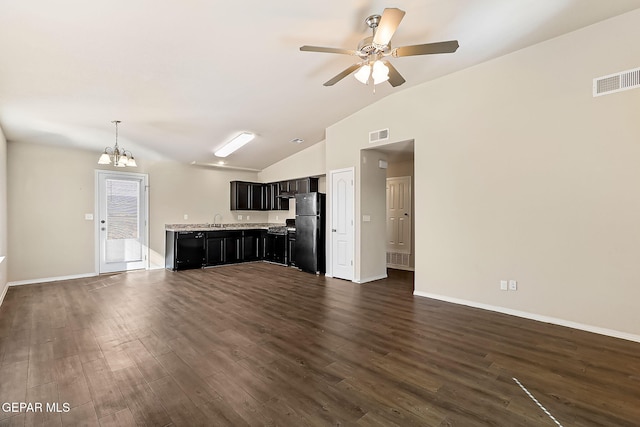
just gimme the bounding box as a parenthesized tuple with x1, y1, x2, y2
(323, 63, 362, 86)
(372, 8, 406, 47)
(384, 62, 406, 87)
(393, 40, 459, 57)
(300, 45, 357, 55)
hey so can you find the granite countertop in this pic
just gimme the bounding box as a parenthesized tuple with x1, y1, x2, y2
(165, 223, 284, 232)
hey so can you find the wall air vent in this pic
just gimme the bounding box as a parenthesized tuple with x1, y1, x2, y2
(593, 67, 640, 97)
(387, 251, 410, 268)
(369, 128, 389, 144)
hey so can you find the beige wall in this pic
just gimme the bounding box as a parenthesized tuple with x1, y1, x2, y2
(7, 141, 265, 282)
(0, 127, 7, 303)
(258, 140, 326, 183)
(387, 158, 415, 269)
(326, 9, 640, 337)
(359, 149, 388, 282)
(259, 140, 327, 223)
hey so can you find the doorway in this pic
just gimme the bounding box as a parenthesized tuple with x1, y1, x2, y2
(95, 170, 149, 274)
(362, 140, 415, 277)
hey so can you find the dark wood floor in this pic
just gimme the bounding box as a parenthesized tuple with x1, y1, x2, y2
(0, 264, 639, 426)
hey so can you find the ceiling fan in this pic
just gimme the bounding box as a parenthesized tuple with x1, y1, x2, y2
(300, 8, 459, 88)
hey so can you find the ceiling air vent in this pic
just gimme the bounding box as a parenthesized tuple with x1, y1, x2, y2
(369, 128, 389, 144)
(593, 67, 640, 97)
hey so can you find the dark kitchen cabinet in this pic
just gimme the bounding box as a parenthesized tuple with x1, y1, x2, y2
(225, 233, 242, 263)
(294, 177, 319, 194)
(230, 177, 318, 211)
(266, 233, 287, 265)
(230, 181, 264, 211)
(205, 235, 225, 266)
(267, 182, 289, 211)
(204, 231, 242, 265)
(242, 230, 264, 261)
(278, 181, 290, 194)
(287, 230, 296, 267)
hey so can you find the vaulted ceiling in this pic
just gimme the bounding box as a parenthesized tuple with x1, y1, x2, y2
(1, 1, 639, 170)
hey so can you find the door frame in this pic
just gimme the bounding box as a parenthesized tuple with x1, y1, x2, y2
(94, 170, 150, 274)
(327, 167, 355, 280)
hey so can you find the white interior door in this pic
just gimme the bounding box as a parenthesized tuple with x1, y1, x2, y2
(330, 168, 354, 280)
(97, 171, 148, 274)
(386, 176, 412, 254)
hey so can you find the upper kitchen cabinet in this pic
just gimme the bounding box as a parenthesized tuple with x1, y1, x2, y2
(268, 182, 289, 211)
(294, 177, 318, 194)
(230, 177, 318, 211)
(230, 181, 264, 211)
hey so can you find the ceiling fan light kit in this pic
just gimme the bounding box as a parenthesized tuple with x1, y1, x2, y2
(300, 7, 459, 88)
(98, 120, 137, 167)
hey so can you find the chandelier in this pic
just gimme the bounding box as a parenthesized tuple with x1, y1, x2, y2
(98, 120, 137, 167)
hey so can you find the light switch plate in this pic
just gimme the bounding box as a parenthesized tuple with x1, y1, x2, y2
(509, 280, 518, 291)
(84, 213, 94, 220)
(363, 215, 371, 222)
(500, 280, 508, 291)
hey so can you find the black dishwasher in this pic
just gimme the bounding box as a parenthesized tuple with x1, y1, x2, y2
(166, 231, 205, 270)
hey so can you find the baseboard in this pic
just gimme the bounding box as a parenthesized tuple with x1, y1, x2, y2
(413, 291, 640, 344)
(148, 264, 165, 271)
(8, 272, 98, 287)
(355, 274, 388, 284)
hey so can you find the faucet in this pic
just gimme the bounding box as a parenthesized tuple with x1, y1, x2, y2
(212, 213, 222, 227)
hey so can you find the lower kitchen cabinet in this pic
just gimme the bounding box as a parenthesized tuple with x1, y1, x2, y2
(167, 229, 277, 270)
(266, 233, 287, 265)
(242, 230, 265, 261)
(287, 230, 296, 267)
(206, 231, 242, 265)
(205, 235, 225, 266)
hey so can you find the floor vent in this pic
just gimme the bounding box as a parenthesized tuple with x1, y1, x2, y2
(387, 251, 410, 267)
(593, 67, 640, 97)
(369, 128, 389, 143)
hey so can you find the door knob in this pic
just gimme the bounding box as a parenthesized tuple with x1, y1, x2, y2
(331, 229, 337, 232)
(100, 220, 106, 224)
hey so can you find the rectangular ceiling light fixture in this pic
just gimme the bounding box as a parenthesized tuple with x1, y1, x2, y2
(215, 132, 255, 157)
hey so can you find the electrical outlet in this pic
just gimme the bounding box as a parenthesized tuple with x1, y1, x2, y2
(183, 214, 188, 220)
(246, 215, 250, 220)
(237, 215, 242, 220)
(500, 280, 508, 291)
(84, 213, 94, 221)
(275, 215, 279, 221)
(509, 280, 518, 291)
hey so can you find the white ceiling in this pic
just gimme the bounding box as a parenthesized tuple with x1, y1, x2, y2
(1, 1, 639, 170)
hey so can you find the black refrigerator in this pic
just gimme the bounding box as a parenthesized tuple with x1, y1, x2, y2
(295, 192, 326, 274)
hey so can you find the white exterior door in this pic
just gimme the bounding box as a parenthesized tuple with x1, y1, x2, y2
(386, 176, 412, 254)
(96, 171, 148, 274)
(330, 168, 354, 280)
